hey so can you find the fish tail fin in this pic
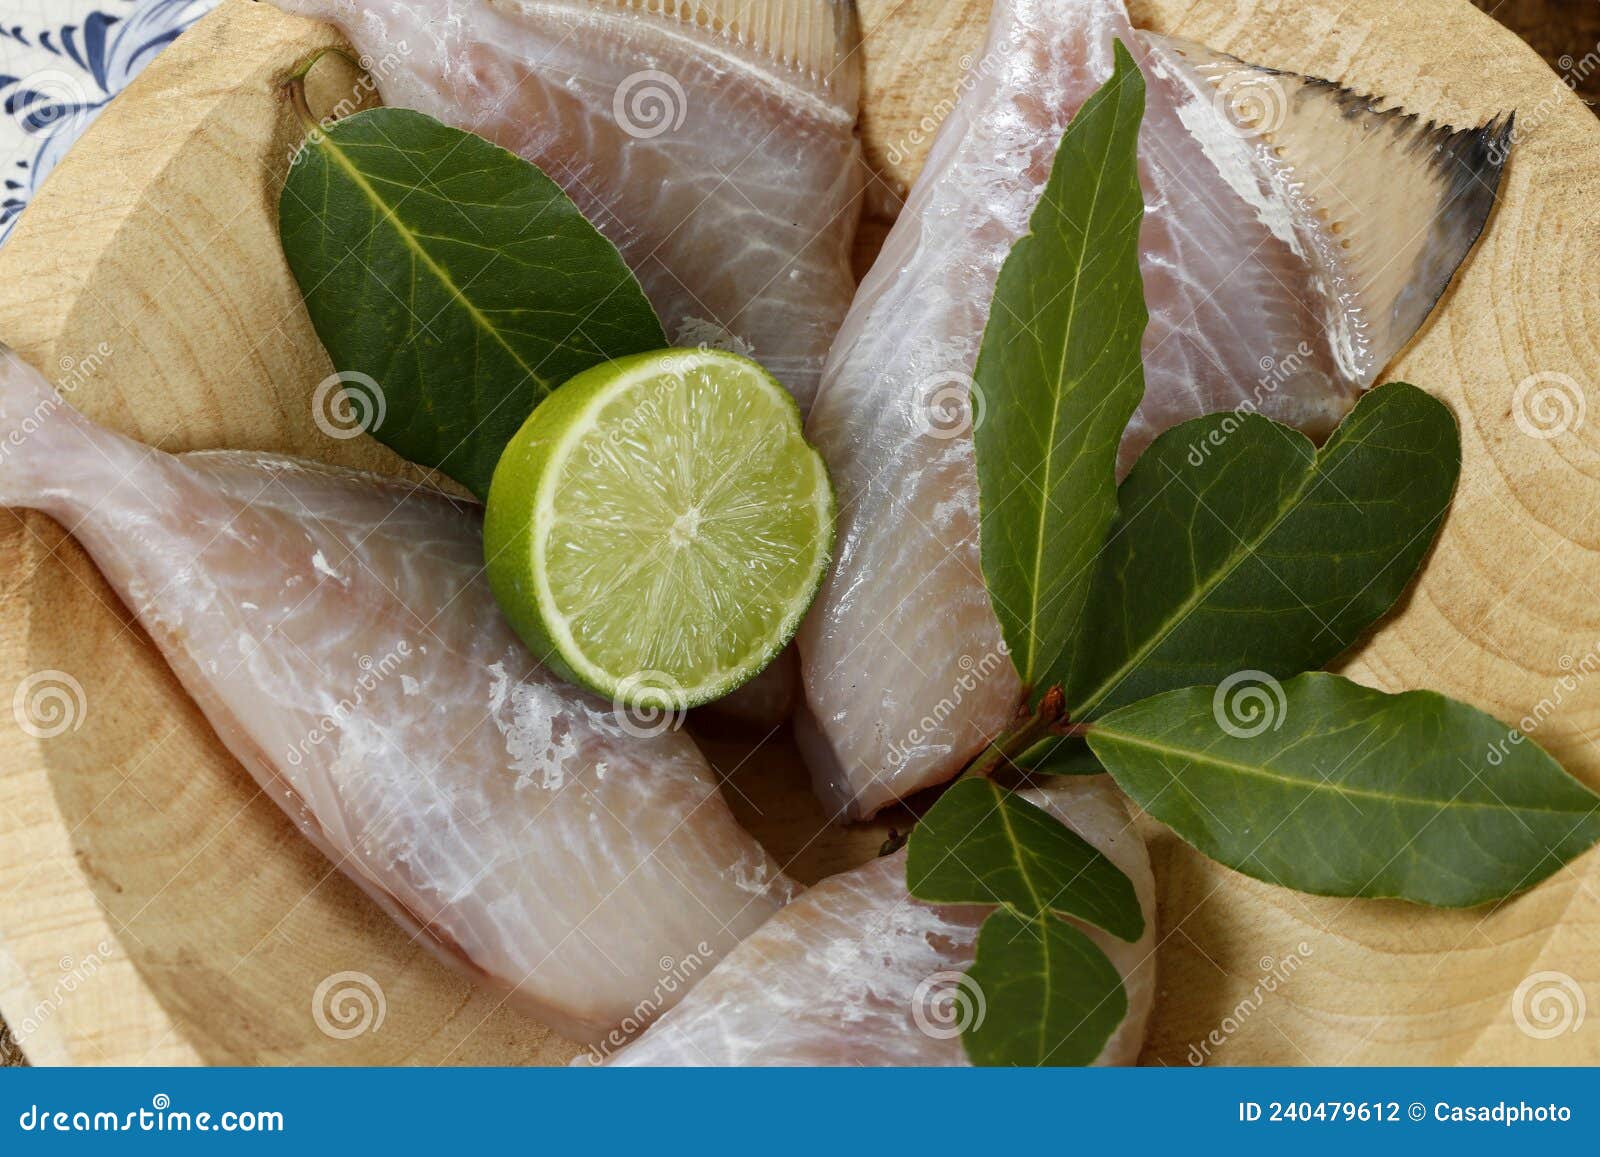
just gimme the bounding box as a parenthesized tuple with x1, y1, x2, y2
(0, 347, 121, 515)
(1141, 33, 1511, 386)
(569, 0, 862, 112)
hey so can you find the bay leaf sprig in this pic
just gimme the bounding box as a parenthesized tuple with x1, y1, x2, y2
(909, 43, 1600, 1066)
(907, 44, 1150, 1069)
(279, 97, 665, 497)
(906, 774, 1144, 1066)
(1018, 380, 1460, 778)
(972, 39, 1148, 703)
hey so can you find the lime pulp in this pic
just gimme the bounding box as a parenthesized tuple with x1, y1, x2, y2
(483, 348, 834, 709)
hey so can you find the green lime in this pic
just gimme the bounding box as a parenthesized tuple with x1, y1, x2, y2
(484, 348, 834, 709)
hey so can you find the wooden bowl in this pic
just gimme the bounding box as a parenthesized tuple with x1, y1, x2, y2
(1, 0, 1597, 1064)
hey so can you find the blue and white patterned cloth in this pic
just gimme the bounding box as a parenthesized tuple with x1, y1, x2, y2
(0, 0, 218, 244)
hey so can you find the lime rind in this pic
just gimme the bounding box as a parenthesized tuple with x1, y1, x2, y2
(485, 348, 834, 710)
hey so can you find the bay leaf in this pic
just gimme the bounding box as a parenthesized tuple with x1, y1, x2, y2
(1067, 383, 1459, 717)
(974, 42, 1147, 698)
(1088, 672, 1600, 907)
(906, 778, 1144, 941)
(962, 908, 1128, 1066)
(1016, 735, 1102, 776)
(279, 107, 665, 497)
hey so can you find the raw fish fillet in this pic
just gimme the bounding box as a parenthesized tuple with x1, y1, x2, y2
(605, 776, 1155, 1065)
(0, 350, 797, 1045)
(271, 0, 863, 411)
(797, 0, 1509, 819)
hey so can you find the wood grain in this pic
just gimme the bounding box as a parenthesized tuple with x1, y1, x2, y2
(1, 0, 1598, 1065)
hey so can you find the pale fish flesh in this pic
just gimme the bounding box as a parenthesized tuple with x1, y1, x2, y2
(797, 0, 1509, 819)
(605, 775, 1156, 1065)
(0, 349, 798, 1045)
(273, 0, 866, 728)
(271, 0, 864, 411)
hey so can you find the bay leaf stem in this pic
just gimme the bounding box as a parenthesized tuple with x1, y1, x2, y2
(966, 686, 1070, 780)
(286, 71, 317, 134)
(283, 47, 371, 134)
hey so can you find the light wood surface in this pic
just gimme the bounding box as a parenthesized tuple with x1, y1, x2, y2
(1, 0, 1598, 1065)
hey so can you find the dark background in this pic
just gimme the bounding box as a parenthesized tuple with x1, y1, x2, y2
(1475, 0, 1600, 103)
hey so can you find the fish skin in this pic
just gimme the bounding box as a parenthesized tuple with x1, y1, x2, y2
(269, 0, 863, 412)
(604, 775, 1155, 1065)
(797, 0, 1508, 820)
(0, 350, 798, 1046)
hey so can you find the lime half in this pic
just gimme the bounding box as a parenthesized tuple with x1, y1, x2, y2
(484, 348, 834, 709)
